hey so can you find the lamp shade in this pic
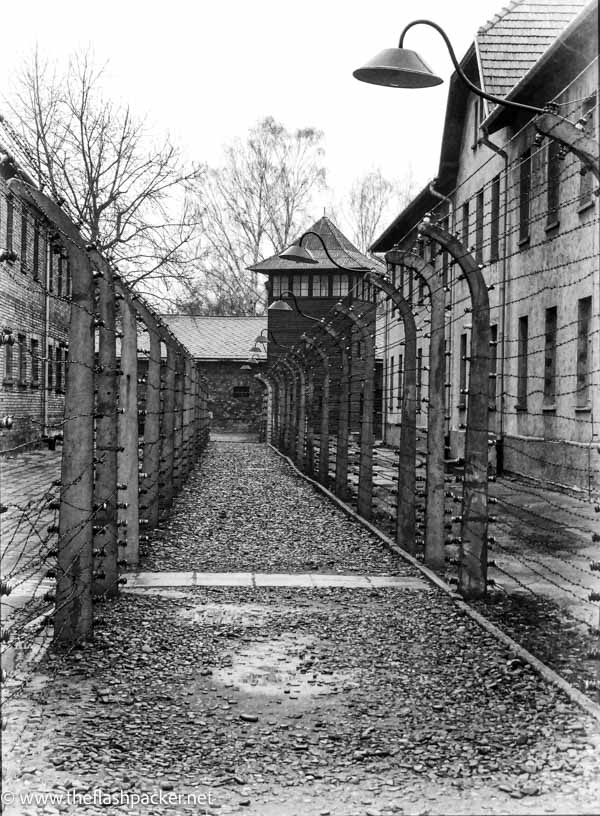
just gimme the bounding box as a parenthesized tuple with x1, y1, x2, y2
(353, 47, 443, 88)
(268, 299, 294, 311)
(249, 344, 261, 353)
(254, 335, 268, 344)
(240, 364, 252, 370)
(279, 243, 318, 264)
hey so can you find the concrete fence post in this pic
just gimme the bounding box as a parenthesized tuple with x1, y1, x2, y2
(368, 269, 418, 554)
(389, 250, 447, 570)
(142, 326, 161, 530)
(419, 218, 491, 598)
(116, 296, 139, 570)
(334, 302, 375, 520)
(91, 255, 119, 596)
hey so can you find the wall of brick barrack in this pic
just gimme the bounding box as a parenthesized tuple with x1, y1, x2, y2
(0, 164, 69, 452)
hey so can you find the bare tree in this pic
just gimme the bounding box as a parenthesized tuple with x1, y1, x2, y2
(345, 166, 417, 253)
(2, 50, 202, 293)
(187, 117, 326, 315)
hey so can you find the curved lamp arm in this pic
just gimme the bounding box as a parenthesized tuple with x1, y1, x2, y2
(279, 290, 327, 323)
(399, 19, 547, 116)
(295, 230, 361, 272)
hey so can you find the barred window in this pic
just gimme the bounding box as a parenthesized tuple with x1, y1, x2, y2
(490, 175, 501, 262)
(519, 149, 531, 244)
(543, 306, 557, 405)
(517, 316, 528, 410)
(576, 296, 592, 406)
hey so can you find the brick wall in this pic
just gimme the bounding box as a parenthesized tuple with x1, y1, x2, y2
(0, 167, 69, 452)
(200, 361, 266, 432)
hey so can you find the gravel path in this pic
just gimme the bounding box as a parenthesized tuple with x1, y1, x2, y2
(144, 442, 412, 576)
(2, 441, 599, 815)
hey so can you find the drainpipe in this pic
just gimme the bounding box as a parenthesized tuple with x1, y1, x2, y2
(479, 126, 509, 473)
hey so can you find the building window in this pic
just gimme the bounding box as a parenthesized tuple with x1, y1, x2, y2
(576, 296, 592, 407)
(388, 356, 394, 410)
(461, 201, 469, 248)
(20, 210, 28, 272)
(312, 274, 329, 297)
(57, 255, 64, 297)
(579, 94, 596, 207)
(475, 188, 484, 263)
(543, 306, 557, 405)
(517, 316, 528, 410)
(55, 347, 62, 392)
(489, 324, 497, 409)
(331, 274, 348, 298)
(547, 139, 561, 227)
(4, 340, 13, 382)
(459, 333, 468, 408)
(472, 97, 483, 149)
(33, 222, 40, 280)
(295, 274, 309, 297)
(519, 148, 531, 244)
(18, 334, 27, 384)
(416, 348, 423, 406)
(66, 257, 72, 297)
(6, 195, 14, 252)
(233, 385, 250, 399)
(48, 242, 54, 292)
(272, 274, 288, 299)
(47, 345, 53, 390)
(31, 338, 40, 385)
(397, 354, 403, 409)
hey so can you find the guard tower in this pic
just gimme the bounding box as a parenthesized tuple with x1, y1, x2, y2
(249, 216, 382, 436)
(249, 216, 378, 361)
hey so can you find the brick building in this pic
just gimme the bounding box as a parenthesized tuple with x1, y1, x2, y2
(159, 315, 268, 433)
(0, 154, 70, 452)
(371, 0, 598, 491)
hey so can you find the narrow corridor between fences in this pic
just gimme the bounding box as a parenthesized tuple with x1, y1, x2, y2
(2, 440, 600, 816)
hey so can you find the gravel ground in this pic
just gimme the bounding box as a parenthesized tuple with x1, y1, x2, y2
(2, 441, 600, 816)
(143, 443, 411, 576)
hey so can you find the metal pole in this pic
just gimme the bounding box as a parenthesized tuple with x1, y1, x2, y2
(419, 219, 490, 597)
(55, 246, 94, 643)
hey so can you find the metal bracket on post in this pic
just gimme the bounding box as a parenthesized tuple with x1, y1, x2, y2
(368, 269, 418, 554)
(534, 113, 600, 182)
(419, 218, 490, 598)
(334, 303, 375, 521)
(387, 250, 446, 569)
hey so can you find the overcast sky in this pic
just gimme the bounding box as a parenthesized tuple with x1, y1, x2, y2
(2, 0, 504, 210)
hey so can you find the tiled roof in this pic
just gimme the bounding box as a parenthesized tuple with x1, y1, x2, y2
(158, 315, 268, 361)
(249, 216, 384, 274)
(477, 0, 588, 101)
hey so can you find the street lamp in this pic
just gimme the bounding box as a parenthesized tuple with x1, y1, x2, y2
(353, 18, 547, 115)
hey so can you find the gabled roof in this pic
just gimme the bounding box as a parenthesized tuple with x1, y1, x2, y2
(485, 0, 597, 131)
(477, 0, 589, 101)
(437, 0, 591, 188)
(159, 315, 267, 361)
(249, 216, 383, 274)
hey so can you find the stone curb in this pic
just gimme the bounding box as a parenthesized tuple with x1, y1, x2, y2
(268, 443, 600, 725)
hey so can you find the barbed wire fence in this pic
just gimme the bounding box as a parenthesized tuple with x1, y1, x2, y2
(264, 83, 600, 702)
(0, 170, 210, 712)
